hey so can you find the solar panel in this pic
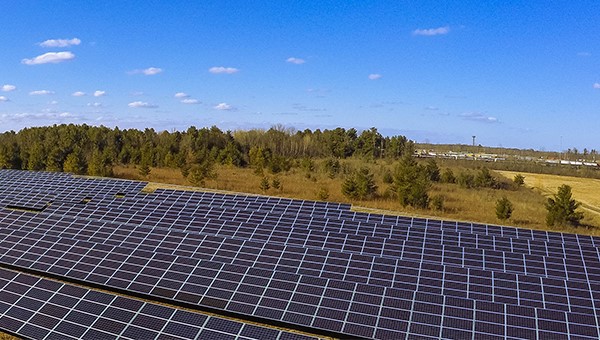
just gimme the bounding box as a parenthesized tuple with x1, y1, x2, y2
(0, 267, 316, 340)
(1, 169, 600, 339)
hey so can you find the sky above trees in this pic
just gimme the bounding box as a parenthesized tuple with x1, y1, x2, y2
(1, 2, 599, 151)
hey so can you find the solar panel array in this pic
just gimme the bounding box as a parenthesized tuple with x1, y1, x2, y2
(1, 169, 599, 339)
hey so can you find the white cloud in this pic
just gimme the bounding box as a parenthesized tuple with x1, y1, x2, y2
(593, 83, 600, 89)
(39, 38, 81, 48)
(29, 90, 54, 95)
(413, 26, 450, 36)
(0, 96, 8, 102)
(174, 92, 189, 98)
(286, 57, 305, 64)
(368, 73, 382, 80)
(130, 67, 163, 75)
(49, 100, 59, 105)
(22, 51, 75, 65)
(2, 85, 16, 92)
(214, 102, 233, 110)
(578, 52, 592, 57)
(209, 66, 239, 74)
(72, 91, 86, 97)
(0, 111, 78, 121)
(425, 106, 439, 111)
(142, 67, 162, 75)
(460, 112, 498, 123)
(87, 102, 103, 107)
(128, 101, 157, 108)
(93, 90, 106, 97)
(181, 98, 200, 104)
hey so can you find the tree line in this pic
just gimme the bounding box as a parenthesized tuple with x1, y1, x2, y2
(0, 124, 414, 178)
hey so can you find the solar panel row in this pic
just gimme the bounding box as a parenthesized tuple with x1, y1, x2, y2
(0, 267, 315, 340)
(1, 169, 599, 339)
(0, 211, 599, 338)
(2, 208, 598, 307)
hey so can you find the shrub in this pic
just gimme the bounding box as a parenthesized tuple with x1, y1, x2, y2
(272, 177, 281, 190)
(342, 167, 377, 200)
(457, 171, 475, 188)
(513, 174, 525, 186)
(259, 176, 270, 192)
(324, 158, 341, 178)
(475, 167, 497, 188)
(382, 169, 393, 184)
(495, 197, 513, 221)
(440, 168, 456, 184)
(430, 195, 444, 211)
(317, 187, 330, 200)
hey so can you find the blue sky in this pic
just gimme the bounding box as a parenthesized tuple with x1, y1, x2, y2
(1, 1, 599, 151)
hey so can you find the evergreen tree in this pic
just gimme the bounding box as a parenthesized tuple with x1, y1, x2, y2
(63, 149, 86, 174)
(259, 176, 270, 192)
(495, 197, 513, 221)
(341, 167, 377, 200)
(441, 168, 456, 184)
(475, 167, 497, 188)
(138, 163, 151, 178)
(392, 154, 430, 208)
(513, 174, 525, 186)
(545, 185, 584, 226)
(424, 159, 441, 182)
(187, 160, 216, 187)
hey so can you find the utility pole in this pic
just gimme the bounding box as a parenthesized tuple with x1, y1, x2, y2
(472, 136, 476, 147)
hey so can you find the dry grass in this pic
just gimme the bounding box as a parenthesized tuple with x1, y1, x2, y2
(497, 171, 600, 229)
(0, 333, 18, 340)
(113, 164, 600, 236)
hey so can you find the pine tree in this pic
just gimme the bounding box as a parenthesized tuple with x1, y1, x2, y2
(393, 154, 430, 208)
(259, 177, 270, 192)
(63, 149, 85, 174)
(546, 185, 584, 226)
(495, 197, 513, 221)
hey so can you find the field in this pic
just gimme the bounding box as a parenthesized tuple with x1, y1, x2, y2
(497, 171, 600, 225)
(113, 164, 600, 236)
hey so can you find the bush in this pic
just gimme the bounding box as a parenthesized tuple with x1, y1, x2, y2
(513, 174, 525, 186)
(259, 176, 270, 192)
(440, 168, 456, 184)
(475, 167, 497, 188)
(272, 177, 281, 190)
(457, 171, 475, 188)
(317, 187, 330, 200)
(138, 163, 151, 178)
(324, 158, 341, 178)
(382, 169, 393, 184)
(545, 184, 584, 227)
(430, 195, 444, 211)
(342, 167, 378, 200)
(495, 197, 513, 221)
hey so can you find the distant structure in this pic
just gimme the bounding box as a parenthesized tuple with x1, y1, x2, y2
(472, 135, 476, 146)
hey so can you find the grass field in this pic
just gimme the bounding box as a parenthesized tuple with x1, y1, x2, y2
(497, 170, 600, 227)
(113, 164, 600, 236)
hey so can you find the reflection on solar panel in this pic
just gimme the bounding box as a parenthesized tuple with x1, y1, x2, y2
(0, 169, 599, 339)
